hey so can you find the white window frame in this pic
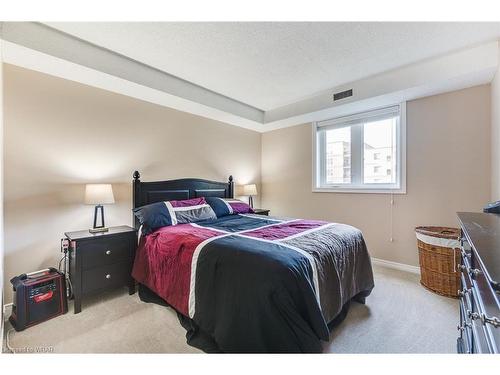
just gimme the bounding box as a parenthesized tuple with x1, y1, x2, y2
(312, 103, 406, 194)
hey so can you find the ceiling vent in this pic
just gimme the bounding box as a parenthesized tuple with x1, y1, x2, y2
(333, 89, 353, 101)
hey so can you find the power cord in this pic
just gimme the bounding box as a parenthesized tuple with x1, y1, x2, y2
(5, 328, 16, 354)
(58, 244, 73, 299)
(66, 274, 73, 300)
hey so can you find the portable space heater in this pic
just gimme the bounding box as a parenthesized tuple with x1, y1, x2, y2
(9, 268, 68, 331)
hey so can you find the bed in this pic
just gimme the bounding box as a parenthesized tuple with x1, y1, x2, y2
(130, 171, 375, 353)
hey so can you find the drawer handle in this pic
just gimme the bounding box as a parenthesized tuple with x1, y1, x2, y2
(460, 264, 481, 277)
(105, 250, 111, 255)
(467, 310, 480, 320)
(105, 274, 111, 279)
(457, 323, 471, 331)
(469, 268, 482, 277)
(481, 314, 500, 328)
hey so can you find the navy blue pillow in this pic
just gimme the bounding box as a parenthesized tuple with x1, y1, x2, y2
(205, 197, 232, 217)
(133, 202, 172, 234)
(206, 197, 254, 217)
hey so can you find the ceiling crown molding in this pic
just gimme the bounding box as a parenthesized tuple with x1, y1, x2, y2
(1, 22, 499, 133)
(264, 41, 499, 131)
(0, 22, 264, 130)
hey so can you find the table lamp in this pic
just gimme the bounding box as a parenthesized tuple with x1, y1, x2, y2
(243, 184, 257, 208)
(85, 184, 115, 233)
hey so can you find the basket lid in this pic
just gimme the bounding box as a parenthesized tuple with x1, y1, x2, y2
(415, 226, 460, 239)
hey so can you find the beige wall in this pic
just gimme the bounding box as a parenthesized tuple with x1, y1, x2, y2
(492, 62, 500, 200)
(2, 63, 494, 303)
(262, 85, 491, 267)
(3, 64, 262, 303)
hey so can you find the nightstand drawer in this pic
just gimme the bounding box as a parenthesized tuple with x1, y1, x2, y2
(79, 236, 132, 269)
(66, 225, 137, 313)
(81, 260, 132, 294)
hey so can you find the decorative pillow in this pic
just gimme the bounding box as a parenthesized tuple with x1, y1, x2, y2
(169, 197, 217, 225)
(205, 197, 254, 217)
(133, 202, 173, 233)
(133, 197, 217, 233)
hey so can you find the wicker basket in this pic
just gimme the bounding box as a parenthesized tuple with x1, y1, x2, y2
(415, 226, 461, 298)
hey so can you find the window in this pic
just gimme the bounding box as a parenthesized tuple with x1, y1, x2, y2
(313, 104, 406, 193)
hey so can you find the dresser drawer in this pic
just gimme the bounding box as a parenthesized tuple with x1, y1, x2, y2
(79, 236, 133, 269)
(457, 213, 500, 353)
(471, 271, 500, 353)
(81, 260, 132, 294)
(461, 247, 500, 353)
(466, 287, 491, 353)
(459, 297, 472, 353)
(471, 316, 492, 353)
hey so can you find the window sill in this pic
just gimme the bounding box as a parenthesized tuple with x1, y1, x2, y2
(312, 187, 406, 194)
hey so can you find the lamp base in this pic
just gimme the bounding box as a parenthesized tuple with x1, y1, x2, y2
(89, 227, 109, 234)
(90, 204, 108, 233)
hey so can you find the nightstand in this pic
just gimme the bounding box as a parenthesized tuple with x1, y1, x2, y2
(65, 225, 137, 314)
(252, 208, 270, 216)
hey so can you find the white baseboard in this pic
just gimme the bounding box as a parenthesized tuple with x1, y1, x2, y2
(371, 257, 420, 275)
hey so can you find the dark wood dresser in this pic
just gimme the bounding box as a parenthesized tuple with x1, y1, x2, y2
(65, 225, 137, 314)
(457, 212, 500, 353)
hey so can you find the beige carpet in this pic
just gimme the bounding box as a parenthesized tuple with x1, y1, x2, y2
(3, 265, 458, 353)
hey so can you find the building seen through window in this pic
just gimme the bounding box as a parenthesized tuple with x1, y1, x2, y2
(325, 117, 397, 184)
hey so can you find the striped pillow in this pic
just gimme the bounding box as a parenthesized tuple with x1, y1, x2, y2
(168, 197, 217, 225)
(205, 197, 254, 217)
(133, 197, 217, 234)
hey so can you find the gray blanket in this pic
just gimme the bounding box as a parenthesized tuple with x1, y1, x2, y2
(281, 222, 375, 322)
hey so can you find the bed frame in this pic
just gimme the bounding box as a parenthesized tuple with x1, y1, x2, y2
(132, 171, 234, 230)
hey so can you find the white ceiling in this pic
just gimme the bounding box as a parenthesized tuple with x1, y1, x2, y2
(44, 22, 500, 111)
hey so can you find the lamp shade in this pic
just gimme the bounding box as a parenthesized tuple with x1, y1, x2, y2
(84, 184, 115, 205)
(243, 184, 258, 196)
